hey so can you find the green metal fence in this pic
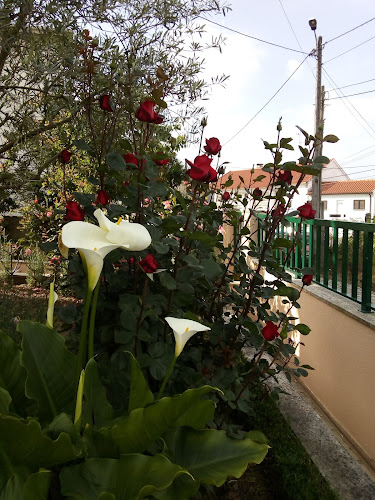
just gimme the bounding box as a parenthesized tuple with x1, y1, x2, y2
(257, 214, 375, 313)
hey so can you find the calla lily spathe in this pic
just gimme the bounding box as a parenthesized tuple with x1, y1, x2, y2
(62, 209, 151, 290)
(165, 317, 211, 357)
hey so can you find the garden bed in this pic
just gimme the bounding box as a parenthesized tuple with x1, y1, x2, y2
(0, 286, 339, 500)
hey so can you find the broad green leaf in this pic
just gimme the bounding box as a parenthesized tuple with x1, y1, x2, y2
(73, 139, 95, 152)
(295, 324, 311, 335)
(0, 332, 32, 416)
(273, 237, 293, 249)
(0, 414, 78, 496)
(128, 353, 153, 413)
(111, 386, 216, 454)
(152, 474, 199, 500)
(159, 272, 176, 290)
(106, 152, 127, 171)
(82, 359, 114, 427)
(0, 388, 11, 414)
(179, 231, 216, 247)
(18, 320, 76, 423)
(23, 470, 51, 500)
(313, 155, 330, 164)
(60, 454, 191, 500)
(118, 138, 133, 152)
(163, 427, 269, 487)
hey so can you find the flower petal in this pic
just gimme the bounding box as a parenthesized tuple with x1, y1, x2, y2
(79, 249, 104, 291)
(62, 221, 119, 256)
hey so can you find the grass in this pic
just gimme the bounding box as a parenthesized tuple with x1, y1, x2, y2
(202, 392, 340, 500)
(1, 286, 340, 500)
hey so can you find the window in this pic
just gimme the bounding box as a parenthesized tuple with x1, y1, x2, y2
(323, 201, 327, 210)
(353, 200, 365, 210)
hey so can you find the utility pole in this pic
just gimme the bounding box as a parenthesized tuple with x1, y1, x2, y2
(309, 19, 324, 219)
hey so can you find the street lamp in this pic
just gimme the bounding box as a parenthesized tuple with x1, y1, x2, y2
(309, 18, 317, 31)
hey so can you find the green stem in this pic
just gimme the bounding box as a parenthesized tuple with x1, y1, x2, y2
(156, 355, 177, 400)
(75, 287, 93, 389)
(88, 279, 100, 360)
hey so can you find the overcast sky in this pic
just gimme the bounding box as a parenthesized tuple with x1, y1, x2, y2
(178, 0, 375, 181)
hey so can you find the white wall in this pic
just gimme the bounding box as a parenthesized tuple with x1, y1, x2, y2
(322, 192, 374, 221)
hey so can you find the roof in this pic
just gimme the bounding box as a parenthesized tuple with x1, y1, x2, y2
(218, 168, 312, 189)
(319, 180, 375, 195)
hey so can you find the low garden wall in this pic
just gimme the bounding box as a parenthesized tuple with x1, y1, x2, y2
(272, 283, 375, 471)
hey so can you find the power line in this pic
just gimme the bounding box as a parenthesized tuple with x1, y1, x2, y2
(344, 144, 375, 159)
(223, 52, 312, 146)
(338, 164, 375, 169)
(277, 0, 316, 79)
(325, 35, 375, 64)
(323, 68, 375, 140)
(342, 150, 375, 166)
(326, 89, 375, 100)
(197, 16, 309, 54)
(325, 16, 375, 44)
(329, 78, 375, 91)
(323, 168, 375, 180)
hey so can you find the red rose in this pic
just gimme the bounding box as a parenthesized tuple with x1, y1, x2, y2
(64, 201, 85, 221)
(272, 204, 286, 217)
(204, 137, 222, 155)
(298, 202, 316, 220)
(59, 149, 72, 164)
(186, 155, 217, 183)
(96, 190, 110, 205)
(99, 95, 114, 112)
(123, 180, 130, 187)
(261, 321, 279, 341)
(278, 170, 293, 184)
(123, 153, 138, 166)
(302, 274, 313, 286)
(139, 253, 158, 273)
(154, 152, 169, 166)
(253, 188, 262, 198)
(135, 100, 163, 124)
(222, 191, 230, 201)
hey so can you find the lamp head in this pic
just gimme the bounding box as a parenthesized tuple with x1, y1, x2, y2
(309, 18, 317, 31)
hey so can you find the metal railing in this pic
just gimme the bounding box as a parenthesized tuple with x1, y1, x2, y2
(257, 214, 375, 312)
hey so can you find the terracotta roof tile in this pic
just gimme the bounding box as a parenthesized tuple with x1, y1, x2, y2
(218, 168, 312, 189)
(320, 180, 375, 194)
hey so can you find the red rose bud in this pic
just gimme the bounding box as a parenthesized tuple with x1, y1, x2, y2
(139, 253, 158, 273)
(99, 94, 114, 112)
(186, 155, 217, 183)
(222, 191, 230, 201)
(253, 188, 262, 198)
(204, 137, 222, 155)
(135, 100, 163, 124)
(298, 202, 316, 220)
(59, 149, 72, 164)
(262, 321, 279, 341)
(272, 204, 286, 217)
(64, 201, 85, 221)
(154, 152, 169, 166)
(96, 190, 110, 205)
(278, 170, 293, 184)
(123, 180, 130, 187)
(123, 153, 138, 166)
(302, 274, 313, 286)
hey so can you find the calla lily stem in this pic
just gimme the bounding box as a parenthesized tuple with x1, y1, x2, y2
(156, 355, 177, 400)
(75, 287, 93, 389)
(88, 278, 101, 360)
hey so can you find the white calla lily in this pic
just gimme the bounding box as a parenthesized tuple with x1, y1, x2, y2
(61, 209, 151, 291)
(165, 317, 211, 357)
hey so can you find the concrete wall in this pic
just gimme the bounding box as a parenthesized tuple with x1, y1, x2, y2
(272, 284, 375, 470)
(322, 192, 374, 221)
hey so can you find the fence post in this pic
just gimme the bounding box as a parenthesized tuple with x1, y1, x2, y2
(361, 230, 373, 313)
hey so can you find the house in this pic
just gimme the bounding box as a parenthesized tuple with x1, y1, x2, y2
(219, 158, 348, 213)
(320, 180, 375, 221)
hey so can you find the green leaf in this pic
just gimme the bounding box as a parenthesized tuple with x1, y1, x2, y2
(23, 470, 52, 500)
(273, 237, 293, 249)
(106, 152, 127, 171)
(60, 454, 191, 500)
(159, 272, 176, 290)
(0, 332, 32, 416)
(274, 286, 300, 301)
(128, 352, 153, 413)
(295, 324, 311, 335)
(313, 155, 330, 164)
(201, 259, 222, 280)
(0, 415, 78, 496)
(0, 388, 11, 414)
(83, 359, 114, 427)
(73, 139, 95, 152)
(110, 386, 217, 454)
(118, 138, 133, 152)
(180, 231, 216, 247)
(245, 430, 268, 445)
(18, 320, 76, 423)
(323, 134, 339, 143)
(152, 474, 198, 500)
(163, 427, 268, 487)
